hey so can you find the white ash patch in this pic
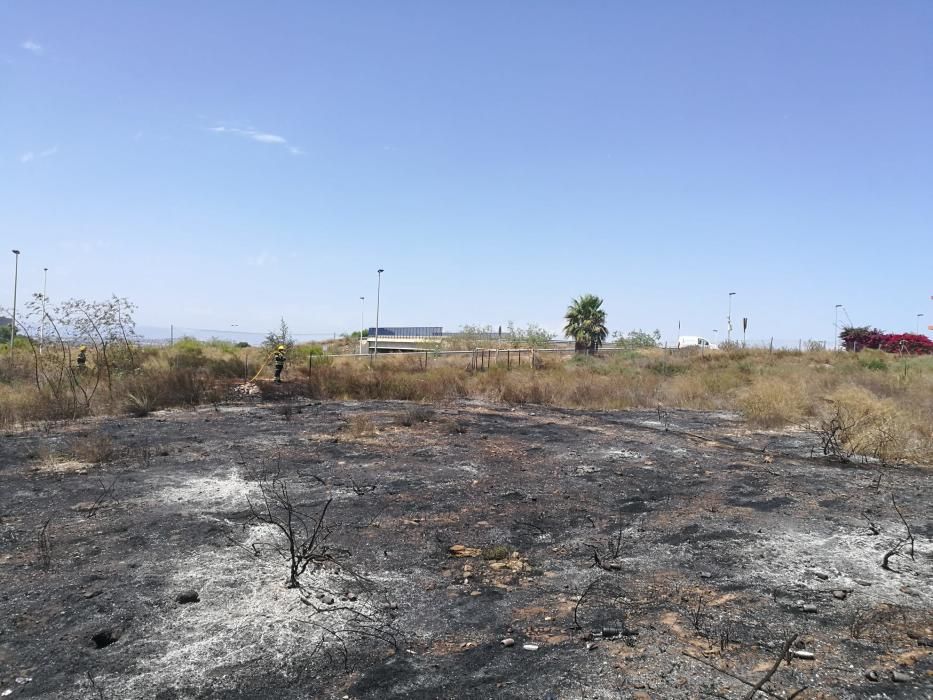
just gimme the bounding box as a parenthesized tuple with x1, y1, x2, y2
(80, 543, 388, 698)
(737, 526, 932, 607)
(156, 467, 251, 510)
(606, 448, 643, 461)
(572, 464, 601, 476)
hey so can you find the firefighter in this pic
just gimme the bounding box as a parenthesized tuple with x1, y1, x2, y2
(273, 345, 286, 383)
(76, 345, 87, 370)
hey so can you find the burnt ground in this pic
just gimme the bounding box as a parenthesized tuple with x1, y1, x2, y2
(0, 398, 931, 699)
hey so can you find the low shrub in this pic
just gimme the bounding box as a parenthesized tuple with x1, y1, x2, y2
(70, 432, 116, 463)
(738, 378, 806, 428)
(813, 386, 909, 464)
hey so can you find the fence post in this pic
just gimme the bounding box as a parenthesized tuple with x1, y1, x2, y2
(532, 348, 536, 370)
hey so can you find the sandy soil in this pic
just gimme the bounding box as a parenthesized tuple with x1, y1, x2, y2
(0, 399, 930, 699)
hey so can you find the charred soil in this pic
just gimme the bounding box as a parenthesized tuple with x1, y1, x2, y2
(0, 398, 930, 699)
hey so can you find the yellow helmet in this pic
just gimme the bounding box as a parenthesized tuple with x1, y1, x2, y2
(277, 345, 286, 351)
(79, 345, 87, 351)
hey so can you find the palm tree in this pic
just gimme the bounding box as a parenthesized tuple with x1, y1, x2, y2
(564, 294, 608, 354)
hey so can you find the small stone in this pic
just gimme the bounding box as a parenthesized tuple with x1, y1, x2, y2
(832, 590, 847, 600)
(586, 642, 597, 651)
(633, 693, 650, 700)
(347, 593, 357, 601)
(700, 571, 712, 579)
(855, 579, 872, 586)
(792, 650, 815, 660)
(14, 678, 31, 685)
(470, 590, 481, 597)
(522, 644, 539, 651)
(865, 670, 879, 682)
(811, 570, 830, 580)
(892, 671, 910, 683)
(176, 589, 199, 604)
(501, 638, 514, 647)
(323, 595, 335, 605)
(802, 604, 818, 613)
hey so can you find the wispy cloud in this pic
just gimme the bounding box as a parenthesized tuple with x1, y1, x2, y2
(208, 125, 302, 155)
(20, 145, 58, 164)
(248, 250, 278, 267)
(20, 40, 44, 55)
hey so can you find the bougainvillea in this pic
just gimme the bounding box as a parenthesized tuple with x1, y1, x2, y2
(840, 327, 933, 355)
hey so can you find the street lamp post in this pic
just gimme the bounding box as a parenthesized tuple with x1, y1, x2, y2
(9, 250, 20, 366)
(372, 269, 384, 361)
(726, 292, 736, 344)
(359, 296, 365, 355)
(834, 304, 843, 350)
(918, 314, 925, 334)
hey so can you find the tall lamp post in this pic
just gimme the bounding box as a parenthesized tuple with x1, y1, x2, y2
(834, 304, 843, 350)
(359, 296, 365, 355)
(726, 292, 736, 344)
(373, 269, 384, 360)
(918, 313, 925, 334)
(9, 249, 20, 365)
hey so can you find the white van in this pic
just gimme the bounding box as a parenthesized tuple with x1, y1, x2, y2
(677, 335, 718, 350)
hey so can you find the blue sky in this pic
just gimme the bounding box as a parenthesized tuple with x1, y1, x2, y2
(2, 1, 931, 344)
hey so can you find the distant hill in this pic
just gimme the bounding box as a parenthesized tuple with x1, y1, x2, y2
(0, 316, 11, 327)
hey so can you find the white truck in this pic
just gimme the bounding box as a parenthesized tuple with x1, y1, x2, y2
(677, 335, 718, 350)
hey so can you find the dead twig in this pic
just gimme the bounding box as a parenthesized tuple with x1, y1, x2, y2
(36, 518, 52, 569)
(682, 651, 783, 700)
(743, 632, 797, 700)
(881, 494, 915, 572)
(85, 477, 119, 518)
(573, 576, 604, 630)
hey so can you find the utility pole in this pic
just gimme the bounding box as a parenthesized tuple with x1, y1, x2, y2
(9, 250, 21, 366)
(372, 269, 384, 362)
(359, 296, 365, 355)
(726, 292, 736, 344)
(834, 304, 843, 350)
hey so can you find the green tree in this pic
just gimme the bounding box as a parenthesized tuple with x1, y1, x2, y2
(564, 294, 608, 354)
(263, 317, 294, 352)
(613, 328, 661, 349)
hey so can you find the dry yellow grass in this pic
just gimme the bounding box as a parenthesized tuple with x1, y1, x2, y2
(738, 378, 807, 428)
(2, 343, 931, 463)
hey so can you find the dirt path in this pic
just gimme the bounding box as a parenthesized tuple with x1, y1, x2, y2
(1, 400, 930, 699)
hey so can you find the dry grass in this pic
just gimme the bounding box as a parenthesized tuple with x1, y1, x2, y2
(70, 432, 116, 464)
(738, 378, 807, 428)
(348, 414, 376, 438)
(2, 343, 931, 464)
(813, 386, 912, 464)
